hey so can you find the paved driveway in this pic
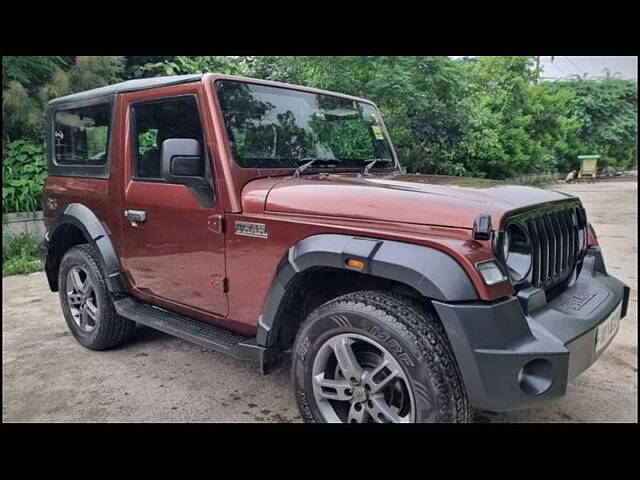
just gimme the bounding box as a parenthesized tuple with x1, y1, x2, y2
(2, 181, 637, 422)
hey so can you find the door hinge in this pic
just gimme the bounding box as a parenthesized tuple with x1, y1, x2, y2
(210, 275, 229, 293)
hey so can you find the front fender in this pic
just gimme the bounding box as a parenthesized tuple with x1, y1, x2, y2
(256, 234, 478, 347)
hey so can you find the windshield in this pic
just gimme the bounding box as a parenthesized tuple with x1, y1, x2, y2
(215, 80, 394, 169)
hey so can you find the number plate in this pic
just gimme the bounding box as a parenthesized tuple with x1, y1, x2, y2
(595, 302, 622, 354)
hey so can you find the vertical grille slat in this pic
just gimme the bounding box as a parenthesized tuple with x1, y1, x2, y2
(553, 212, 566, 272)
(566, 207, 576, 266)
(536, 216, 550, 285)
(544, 216, 557, 279)
(528, 219, 541, 286)
(508, 203, 583, 291)
(559, 210, 571, 270)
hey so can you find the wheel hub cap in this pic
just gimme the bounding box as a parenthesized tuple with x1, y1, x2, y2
(311, 333, 415, 423)
(352, 386, 367, 403)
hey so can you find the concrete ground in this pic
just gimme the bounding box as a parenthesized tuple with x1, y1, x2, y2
(2, 181, 637, 423)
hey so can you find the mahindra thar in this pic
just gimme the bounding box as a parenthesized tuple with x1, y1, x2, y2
(40, 74, 630, 423)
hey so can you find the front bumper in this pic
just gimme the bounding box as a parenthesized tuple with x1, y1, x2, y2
(433, 248, 630, 412)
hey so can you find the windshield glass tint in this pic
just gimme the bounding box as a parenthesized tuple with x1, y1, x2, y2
(216, 80, 393, 169)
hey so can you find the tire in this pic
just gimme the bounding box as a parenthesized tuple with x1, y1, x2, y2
(291, 291, 473, 423)
(58, 244, 135, 350)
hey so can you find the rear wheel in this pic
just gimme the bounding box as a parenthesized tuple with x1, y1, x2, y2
(58, 244, 135, 350)
(291, 291, 473, 423)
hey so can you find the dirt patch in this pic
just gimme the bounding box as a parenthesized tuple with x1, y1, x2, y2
(2, 181, 636, 422)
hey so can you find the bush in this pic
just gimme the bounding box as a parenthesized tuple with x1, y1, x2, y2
(2, 139, 47, 214)
(2, 233, 43, 276)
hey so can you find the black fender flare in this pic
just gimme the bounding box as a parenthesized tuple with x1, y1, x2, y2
(256, 234, 479, 347)
(44, 203, 126, 294)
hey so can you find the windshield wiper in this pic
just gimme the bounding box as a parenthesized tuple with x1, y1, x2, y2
(293, 158, 340, 179)
(362, 158, 393, 176)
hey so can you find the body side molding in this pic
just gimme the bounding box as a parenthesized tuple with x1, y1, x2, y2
(256, 234, 478, 347)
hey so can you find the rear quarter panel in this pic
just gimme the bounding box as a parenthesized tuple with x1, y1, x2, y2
(43, 176, 123, 258)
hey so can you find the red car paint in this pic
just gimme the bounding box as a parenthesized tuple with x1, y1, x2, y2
(44, 73, 580, 337)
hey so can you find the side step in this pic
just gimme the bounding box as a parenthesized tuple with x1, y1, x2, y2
(113, 297, 279, 372)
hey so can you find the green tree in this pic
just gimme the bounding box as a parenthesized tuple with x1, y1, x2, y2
(546, 77, 637, 169)
(2, 56, 126, 213)
(3, 56, 125, 142)
(460, 56, 582, 178)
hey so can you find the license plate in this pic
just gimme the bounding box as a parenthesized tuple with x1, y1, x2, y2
(595, 302, 622, 354)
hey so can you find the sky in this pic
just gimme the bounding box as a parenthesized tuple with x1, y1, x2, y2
(449, 56, 637, 81)
(539, 56, 637, 80)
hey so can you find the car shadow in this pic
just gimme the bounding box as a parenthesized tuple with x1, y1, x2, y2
(131, 324, 172, 346)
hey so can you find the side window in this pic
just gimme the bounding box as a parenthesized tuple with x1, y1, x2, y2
(54, 104, 111, 165)
(131, 96, 204, 180)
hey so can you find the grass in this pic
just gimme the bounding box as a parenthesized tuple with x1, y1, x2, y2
(2, 233, 43, 276)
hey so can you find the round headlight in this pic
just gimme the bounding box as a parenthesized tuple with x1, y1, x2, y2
(502, 229, 510, 261)
(578, 226, 586, 250)
(502, 223, 533, 282)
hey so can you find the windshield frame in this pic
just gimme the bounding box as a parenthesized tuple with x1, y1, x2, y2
(212, 78, 399, 173)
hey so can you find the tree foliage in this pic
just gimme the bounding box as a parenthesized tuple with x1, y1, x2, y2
(545, 77, 637, 169)
(1, 55, 637, 213)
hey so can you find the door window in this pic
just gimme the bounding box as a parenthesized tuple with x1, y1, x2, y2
(131, 96, 204, 180)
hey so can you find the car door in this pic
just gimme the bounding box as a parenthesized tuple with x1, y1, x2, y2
(119, 86, 228, 318)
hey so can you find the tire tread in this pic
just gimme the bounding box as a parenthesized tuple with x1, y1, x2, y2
(59, 244, 135, 350)
(294, 290, 473, 423)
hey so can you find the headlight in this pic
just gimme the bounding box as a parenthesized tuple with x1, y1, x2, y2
(502, 228, 510, 261)
(578, 228, 586, 250)
(500, 223, 533, 282)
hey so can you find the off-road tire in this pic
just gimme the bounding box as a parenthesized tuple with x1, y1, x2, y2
(58, 244, 135, 350)
(291, 290, 473, 423)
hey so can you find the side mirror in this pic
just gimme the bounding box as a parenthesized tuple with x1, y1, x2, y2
(161, 138, 205, 185)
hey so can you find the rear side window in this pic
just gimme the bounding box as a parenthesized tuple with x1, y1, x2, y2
(131, 96, 204, 180)
(54, 104, 111, 166)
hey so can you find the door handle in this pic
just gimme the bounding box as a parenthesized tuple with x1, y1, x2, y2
(124, 209, 147, 225)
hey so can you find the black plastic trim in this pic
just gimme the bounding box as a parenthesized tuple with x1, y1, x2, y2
(44, 203, 126, 294)
(256, 234, 478, 347)
(113, 296, 281, 374)
(432, 249, 629, 412)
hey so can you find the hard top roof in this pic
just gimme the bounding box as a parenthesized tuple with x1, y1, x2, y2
(47, 74, 203, 107)
(47, 72, 375, 109)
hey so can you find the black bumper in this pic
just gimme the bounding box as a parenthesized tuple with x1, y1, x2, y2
(433, 248, 630, 412)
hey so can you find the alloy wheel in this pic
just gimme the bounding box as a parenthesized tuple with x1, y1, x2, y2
(311, 333, 415, 423)
(66, 266, 99, 333)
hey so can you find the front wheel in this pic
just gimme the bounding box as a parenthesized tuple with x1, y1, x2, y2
(291, 291, 473, 423)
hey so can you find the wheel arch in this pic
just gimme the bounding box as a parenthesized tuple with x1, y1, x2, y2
(43, 203, 126, 294)
(257, 234, 479, 350)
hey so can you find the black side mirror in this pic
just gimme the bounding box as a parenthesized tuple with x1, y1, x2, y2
(161, 138, 205, 185)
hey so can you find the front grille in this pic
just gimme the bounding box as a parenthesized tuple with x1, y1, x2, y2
(505, 202, 588, 291)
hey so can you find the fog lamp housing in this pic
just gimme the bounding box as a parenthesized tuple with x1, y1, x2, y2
(476, 260, 507, 286)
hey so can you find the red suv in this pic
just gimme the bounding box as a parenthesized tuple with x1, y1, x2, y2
(40, 73, 630, 423)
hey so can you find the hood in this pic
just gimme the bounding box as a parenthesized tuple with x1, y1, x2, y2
(244, 174, 575, 229)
